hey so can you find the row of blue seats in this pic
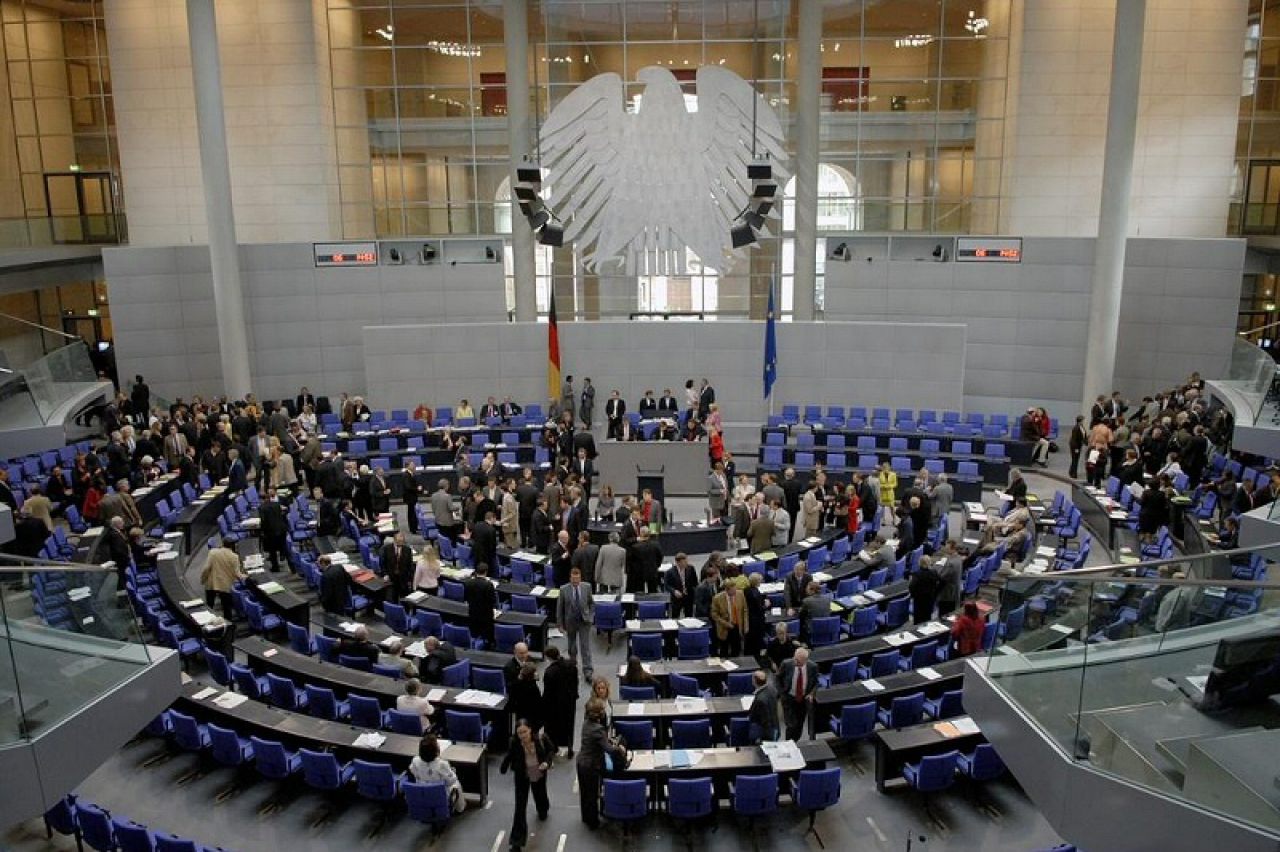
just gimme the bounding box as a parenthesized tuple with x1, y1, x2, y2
(766, 406, 1057, 437)
(4, 439, 92, 484)
(760, 449, 986, 479)
(143, 710, 457, 834)
(44, 792, 225, 852)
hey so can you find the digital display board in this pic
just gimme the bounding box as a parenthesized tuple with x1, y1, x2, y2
(956, 237, 1022, 263)
(314, 242, 378, 267)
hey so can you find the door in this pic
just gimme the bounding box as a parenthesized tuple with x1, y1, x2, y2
(43, 171, 119, 243)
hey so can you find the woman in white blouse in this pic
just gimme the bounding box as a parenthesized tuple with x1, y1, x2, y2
(298, 404, 317, 436)
(409, 734, 466, 813)
(414, 542, 442, 592)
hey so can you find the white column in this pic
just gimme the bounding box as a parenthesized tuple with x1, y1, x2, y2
(790, 0, 821, 322)
(186, 0, 251, 399)
(1081, 0, 1146, 411)
(504, 0, 537, 323)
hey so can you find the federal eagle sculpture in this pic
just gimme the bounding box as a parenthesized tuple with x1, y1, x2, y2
(538, 65, 788, 275)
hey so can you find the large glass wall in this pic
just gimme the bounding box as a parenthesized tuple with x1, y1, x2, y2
(0, 0, 121, 244)
(325, 0, 1010, 316)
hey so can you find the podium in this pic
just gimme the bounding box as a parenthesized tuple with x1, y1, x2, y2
(636, 465, 665, 507)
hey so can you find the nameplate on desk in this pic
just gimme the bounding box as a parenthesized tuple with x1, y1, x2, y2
(263, 648, 278, 658)
(626, 702, 645, 716)
(626, 619, 642, 629)
(192, 687, 218, 700)
(212, 692, 248, 709)
(595, 593, 617, 602)
(406, 592, 427, 604)
(620, 594, 636, 603)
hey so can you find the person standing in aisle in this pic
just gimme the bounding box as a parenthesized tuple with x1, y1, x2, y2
(500, 719, 556, 851)
(580, 378, 595, 429)
(576, 699, 627, 829)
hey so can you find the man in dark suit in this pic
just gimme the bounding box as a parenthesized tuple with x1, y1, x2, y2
(628, 527, 664, 593)
(380, 531, 414, 601)
(479, 396, 501, 421)
(402, 460, 422, 534)
(780, 468, 803, 543)
(259, 493, 289, 572)
(318, 555, 349, 614)
(556, 567, 596, 682)
(605, 390, 626, 440)
(777, 647, 818, 740)
(295, 387, 315, 416)
(369, 467, 391, 515)
(570, 531, 599, 584)
(571, 428, 597, 462)
(747, 669, 779, 744)
(463, 563, 498, 647)
(697, 378, 715, 421)
(500, 396, 523, 421)
(338, 624, 380, 665)
(469, 511, 499, 575)
(1089, 394, 1108, 427)
(664, 552, 699, 618)
(549, 529, 573, 587)
(502, 641, 533, 688)
(531, 495, 554, 554)
(572, 448, 595, 498)
(226, 448, 248, 492)
(657, 388, 679, 416)
(638, 390, 658, 417)
(421, 636, 458, 684)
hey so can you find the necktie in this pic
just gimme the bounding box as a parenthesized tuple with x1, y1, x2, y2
(794, 667, 804, 700)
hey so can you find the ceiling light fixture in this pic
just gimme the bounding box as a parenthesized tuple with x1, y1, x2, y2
(965, 11, 990, 35)
(894, 34, 934, 48)
(375, 24, 393, 41)
(425, 39, 480, 57)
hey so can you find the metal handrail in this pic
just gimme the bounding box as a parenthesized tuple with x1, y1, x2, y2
(0, 553, 112, 573)
(1238, 317, 1280, 336)
(1006, 542, 1280, 582)
(0, 311, 77, 340)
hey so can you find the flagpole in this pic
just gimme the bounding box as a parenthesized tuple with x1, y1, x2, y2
(769, 264, 776, 418)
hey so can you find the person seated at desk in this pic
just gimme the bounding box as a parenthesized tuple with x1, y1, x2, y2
(1211, 515, 1240, 550)
(480, 396, 501, 421)
(339, 624, 380, 665)
(456, 399, 476, 420)
(783, 561, 810, 614)
(620, 655, 659, 691)
(413, 402, 434, 426)
(799, 580, 832, 643)
(964, 520, 1030, 570)
(380, 637, 419, 678)
(419, 635, 458, 684)
(397, 678, 435, 727)
(949, 601, 986, 658)
(410, 734, 467, 814)
(980, 498, 1032, 548)
(682, 417, 706, 442)
(501, 396, 523, 422)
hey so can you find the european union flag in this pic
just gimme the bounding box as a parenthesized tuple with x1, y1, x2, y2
(763, 281, 778, 399)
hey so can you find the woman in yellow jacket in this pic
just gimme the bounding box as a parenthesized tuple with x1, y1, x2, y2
(878, 461, 898, 528)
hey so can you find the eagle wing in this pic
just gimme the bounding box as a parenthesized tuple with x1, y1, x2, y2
(538, 73, 628, 270)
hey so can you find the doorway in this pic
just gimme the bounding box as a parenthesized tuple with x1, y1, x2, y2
(42, 171, 121, 244)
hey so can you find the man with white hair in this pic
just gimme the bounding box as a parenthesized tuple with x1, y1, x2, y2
(339, 623, 379, 665)
(777, 646, 818, 740)
(379, 637, 419, 678)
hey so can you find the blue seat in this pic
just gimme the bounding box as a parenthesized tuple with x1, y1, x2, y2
(877, 597, 909, 630)
(266, 672, 309, 711)
(445, 709, 492, 744)
(637, 600, 667, 619)
(209, 722, 255, 767)
(314, 634, 340, 661)
(348, 694, 388, 729)
(353, 759, 404, 802)
(998, 604, 1026, 641)
(338, 652, 374, 673)
(169, 710, 210, 752)
(204, 648, 233, 686)
(795, 768, 841, 845)
(595, 601, 625, 641)
(877, 691, 926, 729)
(728, 716, 753, 746)
(820, 657, 858, 688)
(924, 689, 965, 720)
(305, 684, 351, 721)
(809, 616, 841, 647)
(614, 719, 655, 749)
(509, 593, 539, 614)
(898, 640, 937, 672)
(494, 623, 528, 654)
(903, 749, 960, 793)
(830, 701, 877, 743)
(250, 736, 302, 780)
(416, 610, 444, 638)
(957, 743, 1005, 781)
(404, 780, 453, 831)
(668, 776, 713, 822)
(602, 778, 648, 826)
(388, 708, 425, 736)
(726, 671, 756, 696)
(677, 628, 710, 659)
(77, 803, 116, 852)
(670, 672, 711, 700)
(630, 633, 663, 662)
(43, 794, 82, 849)
(286, 622, 316, 655)
(443, 623, 482, 650)
(300, 748, 355, 791)
(733, 773, 778, 820)
(472, 666, 507, 695)
(845, 606, 878, 639)
(671, 718, 713, 748)
(373, 662, 403, 679)
(384, 602, 413, 634)
(857, 649, 898, 681)
(619, 685, 657, 701)
(442, 658, 471, 688)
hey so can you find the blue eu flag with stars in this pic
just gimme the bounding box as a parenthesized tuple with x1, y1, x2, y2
(763, 281, 778, 399)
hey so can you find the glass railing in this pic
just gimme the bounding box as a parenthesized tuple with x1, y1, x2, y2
(1215, 337, 1276, 424)
(985, 546, 1280, 836)
(0, 338, 101, 428)
(0, 557, 155, 747)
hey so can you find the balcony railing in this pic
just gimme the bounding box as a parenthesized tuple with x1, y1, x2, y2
(0, 214, 125, 249)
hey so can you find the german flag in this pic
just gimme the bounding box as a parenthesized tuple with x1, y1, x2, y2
(547, 287, 561, 403)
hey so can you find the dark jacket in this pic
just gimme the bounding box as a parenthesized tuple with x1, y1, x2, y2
(748, 683, 780, 739)
(319, 562, 349, 613)
(464, 575, 498, 641)
(421, 641, 458, 684)
(507, 677, 545, 732)
(259, 501, 287, 539)
(500, 729, 556, 779)
(541, 658, 579, 748)
(576, 719, 626, 773)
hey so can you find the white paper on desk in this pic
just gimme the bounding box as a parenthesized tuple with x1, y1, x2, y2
(84, 526, 104, 537)
(994, 491, 1011, 502)
(1036, 546, 1057, 558)
(857, 550, 872, 562)
(530, 585, 546, 596)
(246, 568, 267, 577)
(192, 687, 217, 700)
(595, 593, 617, 602)
(660, 619, 679, 631)
(263, 648, 278, 658)
(353, 732, 387, 749)
(338, 621, 359, 632)
(641, 663, 653, 673)
(191, 610, 218, 626)
(917, 667, 942, 681)
(884, 631, 916, 647)
(863, 590, 885, 602)
(625, 619, 642, 629)
(328, 551, 350, 564)
(740, 695, 754, 710)
(863, 679, 886, 692)
(813, 572, 832, 584)
(406, 641, 427, 657)
(674, 697, 707, 713)
(68, 587, 91, 601)
(471, 690, 503, 707)
(678, 618, 703, 628)
(761, 740, 804, 772)
(427, 688, 447, 702)
(548, 628, 565, 639)
(627, 702, 645, 716)
(212, 692, 248, 709)
(621, 594, 636, 603)
(851, 595, 870, 607)
(952, 718, 980, 735)
(916, 622, 948, 637)
(720, 660, 740, 671)
(406, 591, 427, 604)
(1050, 624, 1074, 635)
(770, 607, 782, 616)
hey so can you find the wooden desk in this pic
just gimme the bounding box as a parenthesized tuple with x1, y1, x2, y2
(873, 715, 985, 793)
(174, 680, 489, 800)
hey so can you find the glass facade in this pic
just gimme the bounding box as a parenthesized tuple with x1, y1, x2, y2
(1235, 0, 1280, 234)
(325, 0, 1011, 317)
(0, 0, 121, 244)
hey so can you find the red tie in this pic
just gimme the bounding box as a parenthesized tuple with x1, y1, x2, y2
(794, 667, 804, 700)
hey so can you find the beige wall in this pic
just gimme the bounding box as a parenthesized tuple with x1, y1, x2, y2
(105, 0, 343, 245)
(1001, 0, 1245, 238)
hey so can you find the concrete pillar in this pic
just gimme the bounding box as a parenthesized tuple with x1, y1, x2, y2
(790, 0, 821, 321)
(1081, 0, 1146, 411)
(186, 0, 251, 399)
(504, 0, 537, 322)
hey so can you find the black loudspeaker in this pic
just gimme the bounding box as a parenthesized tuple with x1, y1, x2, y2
(539, 224, 564, 247)
(753, 181, 778, 199)
(513, 185, 538, 202)
(516, 166, 542, 184)
(748, 162, 772, 181)
(731, 222, 756, 248)
(744, 209, 766, 230)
